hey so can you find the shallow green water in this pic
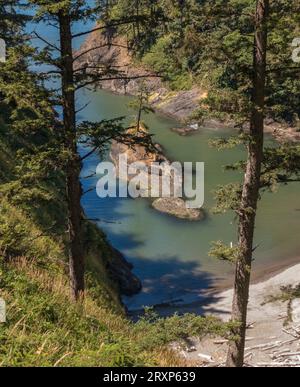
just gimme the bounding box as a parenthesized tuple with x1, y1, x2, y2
(80, 88, 300, 310)
(26, 14, 300, 310)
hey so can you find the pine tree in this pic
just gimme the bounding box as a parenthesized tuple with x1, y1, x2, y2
(226, 0, 269, 367)
(26, 0, 156, 300)
(200, 0, 300, 366)
(127, 82, 154, 131)
(0, 1, 62, 260)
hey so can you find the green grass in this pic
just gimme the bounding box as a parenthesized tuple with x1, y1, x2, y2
(0, 257, 229, 366)
(0, 132, 229, 367)
(0, 202, 229, 366)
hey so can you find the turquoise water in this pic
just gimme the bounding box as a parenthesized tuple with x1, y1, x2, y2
(80, 88, 300, 310)
(25, 14, 300, 310)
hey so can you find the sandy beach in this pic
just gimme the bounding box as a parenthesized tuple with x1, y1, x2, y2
(176, 261, 300, 367)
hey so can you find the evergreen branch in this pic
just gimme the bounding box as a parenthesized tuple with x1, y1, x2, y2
(266, 66, 300, 74)
(82, 187, 95, 196)
(32, 31, 61, 53)
(74, 65, 127, 73)
(82, 172, 96, 179)
(75, 101, 91, 115)
(80, 146, 98, 161)
(72, 17, 147, 39)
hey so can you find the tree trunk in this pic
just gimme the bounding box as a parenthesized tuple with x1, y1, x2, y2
(226, 0, 269, 367)
(58, 10, 85, 301)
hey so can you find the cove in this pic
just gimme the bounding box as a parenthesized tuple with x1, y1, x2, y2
(27, 5, 300, 313)
(79, 87, 300, 311)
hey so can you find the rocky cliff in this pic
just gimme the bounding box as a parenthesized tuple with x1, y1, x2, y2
(75, 28, 300, 142)
(75, 28, 204, 122)
(109, 129, 204, 221)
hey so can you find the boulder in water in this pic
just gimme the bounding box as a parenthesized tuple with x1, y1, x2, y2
(152, 198, 204, 221)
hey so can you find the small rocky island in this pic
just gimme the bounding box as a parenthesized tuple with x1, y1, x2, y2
(110, 129, 204, 221)
(152, 198, 204, 221)
(171, 124, 200, 136)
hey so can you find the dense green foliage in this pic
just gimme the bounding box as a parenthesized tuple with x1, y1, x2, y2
(1, 0, 299, 368)
(0, 1, 231, 366)
(0, 3, 64, 260)
(0, 257, 231, 366)
(110, 0, 300, 125)
(109, 0, 201, 89)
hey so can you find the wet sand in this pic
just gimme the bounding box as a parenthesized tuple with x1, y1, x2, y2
(176, 260, 300, 367)
(130, 255, 300, 318)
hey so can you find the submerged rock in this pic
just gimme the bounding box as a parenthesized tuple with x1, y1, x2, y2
(152, 198, 204, 221)
(110, 128, 204, 222)
(171, 125, 199, 136)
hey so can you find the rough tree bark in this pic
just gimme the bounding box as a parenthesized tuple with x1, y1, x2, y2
(226, 0, 269, 367)
(58, 10, 85, 301)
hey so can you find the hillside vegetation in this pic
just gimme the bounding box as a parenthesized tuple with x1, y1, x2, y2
(110, 0, 300, 127)
(0, 122, 230, 366)
(0, 13, 228, 364)
(2, 0, 299, 368)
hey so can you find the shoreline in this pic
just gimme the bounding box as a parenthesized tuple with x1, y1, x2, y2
(176, 260, 300, 367)
(207, 260, 300, 317)
(87, 87, 300, 315)
(76, 33, 300, 314)
(128, 255, 300, 317)
(99, 84, 300, 143)
(250, 254, 300, 287)
(214, 253, 300, 294)
(76, 31, 300, 143)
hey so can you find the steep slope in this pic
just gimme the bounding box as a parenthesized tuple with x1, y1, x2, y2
(0, 130, 141, 301)
(75, 29, 300, 141)
(75, 30, 204, 122)
(0, 127, 230, 366)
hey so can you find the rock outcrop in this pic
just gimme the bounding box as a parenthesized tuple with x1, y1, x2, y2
(109, 130, 204, 221)
(76, 28, 300, 142)
(171, 124, 200, 136)
(85, 221, 142, 297)
(74, 28, 204, 122)
(152, 198, 204, 221)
